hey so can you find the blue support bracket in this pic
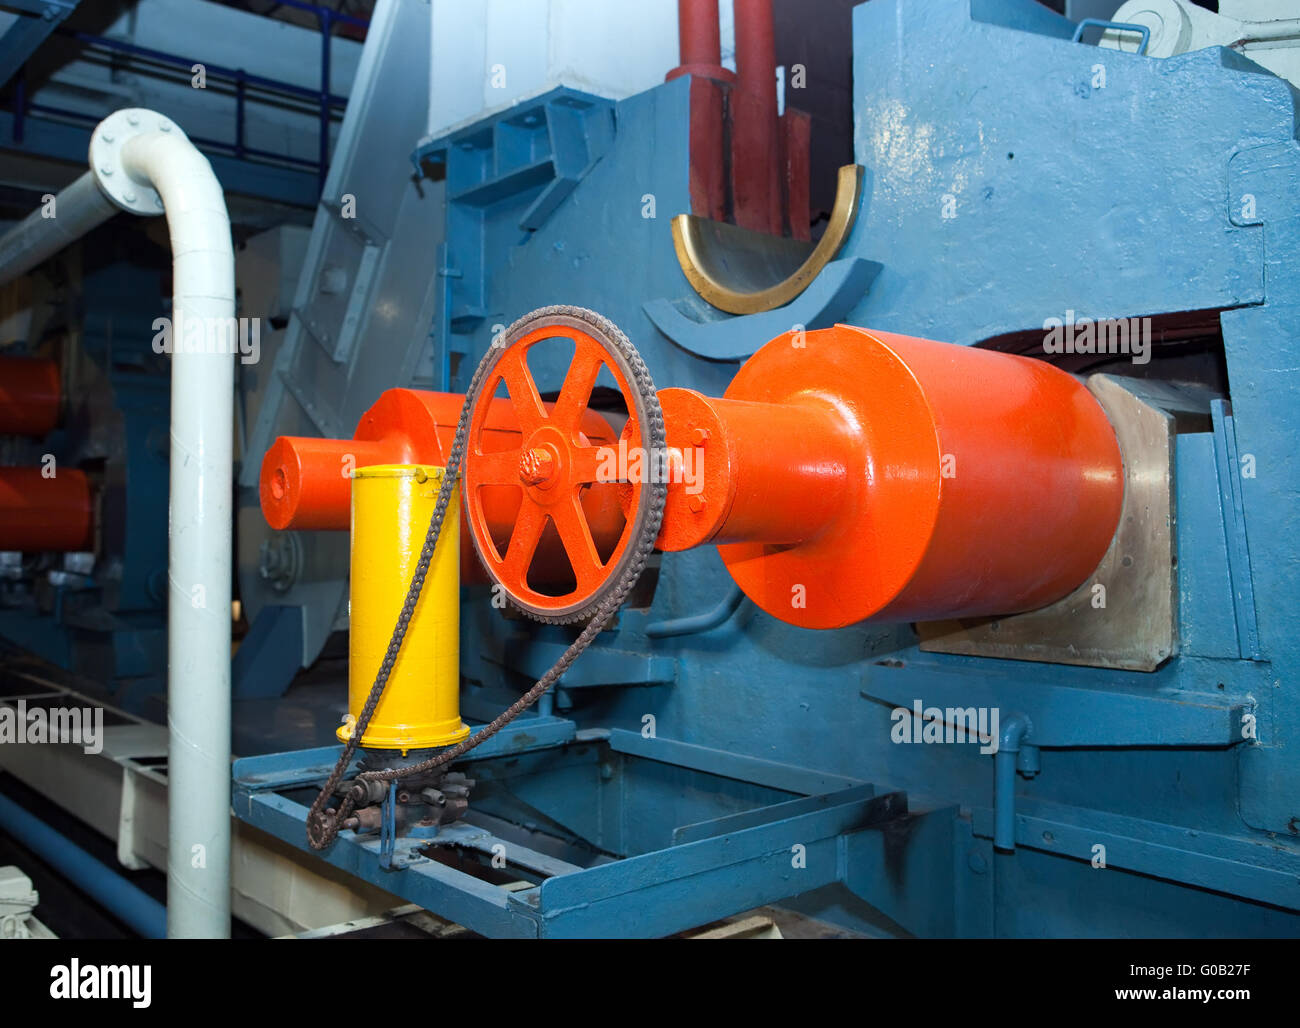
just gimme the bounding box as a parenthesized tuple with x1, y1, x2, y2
(414, 88, 616, 335)
(860, 660, 1251, 748)
(232, 605, 305, 700)
(231, 728, 906, 937)
(643, 257, 881, 362)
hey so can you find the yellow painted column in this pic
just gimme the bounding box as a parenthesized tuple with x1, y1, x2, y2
(339, 464, 468, 753)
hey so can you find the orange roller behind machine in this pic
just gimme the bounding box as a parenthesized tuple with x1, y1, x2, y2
(0, 353, 94, 553)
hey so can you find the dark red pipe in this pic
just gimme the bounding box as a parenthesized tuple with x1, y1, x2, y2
(731, 0, 782, 235)
(675, 0, 723, 71)
(667, 0, 733, 222)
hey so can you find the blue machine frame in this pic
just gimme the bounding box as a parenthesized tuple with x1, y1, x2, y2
(234, 723, 907, 938)
(227, 0, 1300, 937)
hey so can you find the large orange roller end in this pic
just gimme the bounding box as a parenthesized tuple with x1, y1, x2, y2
(655, 325, 1125, 630)
(702, 326, 1128, 631)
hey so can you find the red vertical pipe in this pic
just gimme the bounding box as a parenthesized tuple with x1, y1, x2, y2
(667, 0, 732, 222)
(732, 0, 781, 234)
(0, 356, 61, 436)
(780, 108, 812, 240)
(676, 0, 722, 69)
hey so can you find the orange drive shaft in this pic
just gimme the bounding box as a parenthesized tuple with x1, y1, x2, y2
(260, 388, 626, 584)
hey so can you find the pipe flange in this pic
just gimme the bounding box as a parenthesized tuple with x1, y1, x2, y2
(88, 108, 177, 217)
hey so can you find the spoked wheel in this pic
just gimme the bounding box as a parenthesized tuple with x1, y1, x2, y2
(462, 306, 666, 623)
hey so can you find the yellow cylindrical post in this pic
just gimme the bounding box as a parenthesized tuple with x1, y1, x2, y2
(340, 464, 468, 753)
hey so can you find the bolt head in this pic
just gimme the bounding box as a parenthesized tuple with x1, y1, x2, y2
(687, 494, 706, 513)
(519, 447, 555, 487)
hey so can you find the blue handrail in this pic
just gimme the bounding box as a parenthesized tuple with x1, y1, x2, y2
(8, 5, 369, 192)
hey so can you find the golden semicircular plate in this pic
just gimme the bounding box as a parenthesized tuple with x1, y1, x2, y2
(670, 164, 865, 316)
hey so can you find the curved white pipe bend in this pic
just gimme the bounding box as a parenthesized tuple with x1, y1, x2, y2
(107, 115, 235, 940)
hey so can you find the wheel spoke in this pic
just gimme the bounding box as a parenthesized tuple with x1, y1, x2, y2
(497, 347, 546, 436)
(552, 492, 603, 592)
(500, 502, 546, 584)
(551, 339, 605, 434)
(470, 447, 525, 486)
(571, 444, 615, 485)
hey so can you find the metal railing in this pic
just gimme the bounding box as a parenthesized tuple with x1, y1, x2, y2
(8, 1, 369, 193)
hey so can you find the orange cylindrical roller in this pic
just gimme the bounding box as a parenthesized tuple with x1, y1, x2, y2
(0, 467, 93, 551)
(701, 325, 1124, 629)
(0, 356, 61, 436)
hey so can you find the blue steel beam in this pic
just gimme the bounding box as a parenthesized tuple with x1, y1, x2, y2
(236, 787, 538, 937)
(970, 798, 1300, 911)
(603, 728, 867, 795)
(527, 788, 905, 938)
(0, 1, 78, 90)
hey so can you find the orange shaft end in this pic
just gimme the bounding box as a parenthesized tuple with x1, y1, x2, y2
(0, 467, 93, 551)
(262, 436, 393, 531)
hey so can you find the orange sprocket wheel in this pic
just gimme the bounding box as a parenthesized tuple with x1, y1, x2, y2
(463, 306, 666, 622)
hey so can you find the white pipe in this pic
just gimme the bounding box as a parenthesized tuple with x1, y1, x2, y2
(109, 115, 234, 940)
(0, 109, 235, 938)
